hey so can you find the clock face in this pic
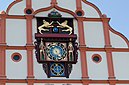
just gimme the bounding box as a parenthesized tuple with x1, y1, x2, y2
(50, 63, 65, 76)
(46, 42, 67, 61)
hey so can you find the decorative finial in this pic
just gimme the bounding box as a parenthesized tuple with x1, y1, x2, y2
(102, 14, 107, 18)
(0, 11, 6, 14)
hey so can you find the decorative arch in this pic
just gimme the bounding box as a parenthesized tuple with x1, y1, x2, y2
(33, 6, 53, 15)
(82, 0, 102, 17)
(6, 0, 23, 14)
(33, 5, 77, 18)
(54, 5, 77, 18)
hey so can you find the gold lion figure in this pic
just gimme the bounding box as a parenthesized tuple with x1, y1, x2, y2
(38, 20, 54, 34)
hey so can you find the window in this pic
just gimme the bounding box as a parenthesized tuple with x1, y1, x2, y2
(92, 54, 102, 63)
(76, 11, 83, 16)
(26, 9, 32, 14)
(11, 53, 22, 62)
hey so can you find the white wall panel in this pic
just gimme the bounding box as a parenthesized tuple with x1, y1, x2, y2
(116, 84, 129, 85)
(110, 31, 128, 48)
(71, 84, 82, 85)
(82, 1, 100, 18)
(89, 84, 109, 85)
(8, 0, 26, 15)
(84, 22, 105, 48)
(34, 84, 44, 85)
(6, 83, 27, 85)
(6, 19, 26, 46)
(35, 9, 73, 18)
(112, 52, 129, 80)
(57, 0, 76, 12)
(87, 52, 108, 80)
(73, 19, 79, 42)
(32, 0, 51, 11)
(33, 50, 82, 79)
(6, 50, 27, 79)
(32, 18, 37, 42)
(34, 84, 82, 85)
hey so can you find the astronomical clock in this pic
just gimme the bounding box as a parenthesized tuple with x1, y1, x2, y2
(34, 10, 78, 78)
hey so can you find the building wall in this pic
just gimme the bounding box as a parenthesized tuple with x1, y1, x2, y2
(6, 84, 27, 85)
(82, 1, 100, 18)
(6, 19, 26, 46)
(89, 84, 109, 85)
(84, 21, 105, 48)
(0, 0, 129, 85)
(35, 9, 74, 18)
(86, 52, 108, 80)
(34, 84, 82, 85)
(116, 84, 129, 85)
(112, 52, 129, 80)
(57, 0, 76, 12)
(32, 0, 51, 11)
(110, 31, 128, 48)
(6, 50, 27, 79)
(8, 0, 26, 15)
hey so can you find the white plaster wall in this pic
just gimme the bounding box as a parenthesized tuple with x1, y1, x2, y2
(112, 52, 129, 80)
(73, 19, 79, 43)
(34, 84, 82, 85)
(84, 22, 105, 48)
(34, 84, 45, 85)
(86, 52, 108, 80)
(32, 18, 37, 43)
(6, 83, 27, 85)
(6, 50, 27, 79)
(110, 31, 128, 48)
(71, 84, 82, 85)
(89, 84, 109, 85)
(35, 9, 73, 18)
(34, 50, 82, 79)
(32, 0, 51, 11)
(8, 0, 26, 15)
(57, 0, 76, 12)
(82, 1, 100, 18)
(6, 19, 26, 46)
(116, 84, 129, 85)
